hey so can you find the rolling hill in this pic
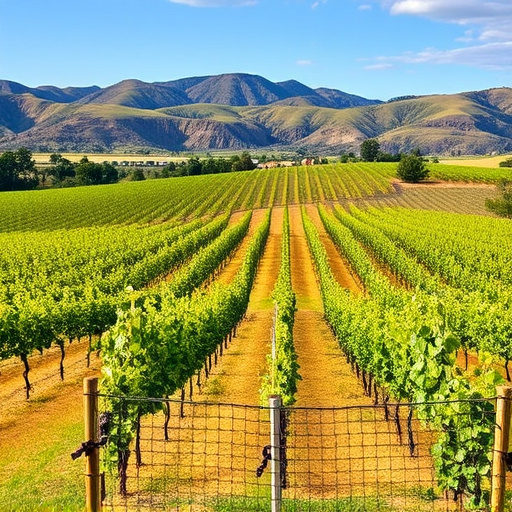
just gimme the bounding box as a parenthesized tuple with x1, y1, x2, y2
(0, 73, 511, 155)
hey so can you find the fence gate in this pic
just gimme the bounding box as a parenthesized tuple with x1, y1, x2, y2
(80, 379, 508, 512)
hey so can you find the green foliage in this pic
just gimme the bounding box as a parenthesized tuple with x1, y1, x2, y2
(230, 151, 257, 172)
(360, 139, 380, 162)
(75, 161, 118, 186)
(167, 211, 251, 298)
(100, 209, 271, 483)
(129, 168, 145, 181)
(409, 319, 500, 508)
(499, 157, 512, 168)
(48, 154, 76, 182)
(396, 154, 429, 182)
(0, 147, 37, 191)
(429, 163, 512, 183)
(485, 178, 512, 218)
(304, 205, 502, 507)
(261, 207, 299, 405)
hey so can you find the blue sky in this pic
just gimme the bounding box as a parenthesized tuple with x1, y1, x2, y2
(0, 0, 511, 100)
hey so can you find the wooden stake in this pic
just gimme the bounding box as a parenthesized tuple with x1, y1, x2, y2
(491, 386, 512, 512)
(84, 377, 101, 512)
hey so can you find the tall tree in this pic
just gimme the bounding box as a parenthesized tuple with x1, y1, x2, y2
(0, 148, 37, 191)
(48, 154, 75, 182)
(360, 139, 381, 162)
(231, 151, 256, 172)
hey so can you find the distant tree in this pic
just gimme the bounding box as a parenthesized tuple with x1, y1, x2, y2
(216, 157, 232, 174)
(75, 161, 118, 186)
(231, 151, 256, 172)
(101, 163, 118, 184)
(396, 154, 429, 183)
(202, 157, 219, 175)
(160, 162, 176, 178)
(376, 151, 401, 162)
(499, 158, 512, 168)
(130, 168, 145, 181)
(186, 157, 202, 176)
(486, 179, 512, 218)
(49, 153, 62, 165)
(294, 148, 307, 165)
(360, 139, 380, 162)
(0, 152, 18, 191)
(48, 154, 75, 182)
(0, 148, 37, 191)
(75, 162, 102, 186)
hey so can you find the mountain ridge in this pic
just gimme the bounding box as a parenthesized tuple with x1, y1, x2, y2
(0, 73, 511, 155)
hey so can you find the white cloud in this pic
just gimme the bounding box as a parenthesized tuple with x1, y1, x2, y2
(380, 0, 512, 41)
(358, 4, 372, 10)
(364, 63, 394, 70)
(368, 1, 512, 70)
(370, 41, 512, 70)
(311, 0, 327, 9)
(168, 0, 256, 6)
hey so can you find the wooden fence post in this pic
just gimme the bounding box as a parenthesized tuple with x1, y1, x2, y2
(491, 385, 512, 512)
(269, 395, 282, 512)
(84, 377, 102, 512)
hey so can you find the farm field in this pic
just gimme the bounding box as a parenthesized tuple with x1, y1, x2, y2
(1, 162, 512, 511)
(439, 154, 512, 168)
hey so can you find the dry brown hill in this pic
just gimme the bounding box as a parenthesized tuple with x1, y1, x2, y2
(0, 74, 511, 155)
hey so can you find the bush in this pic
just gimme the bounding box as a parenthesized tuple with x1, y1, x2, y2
(485, 179, 512, 218)
(396, 154, 429, 183)
(499, 158, 512, 168)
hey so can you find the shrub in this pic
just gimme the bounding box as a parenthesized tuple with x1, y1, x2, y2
(396, 154, 429, 183)
(499, 158, 512, 168)
(485, 179, 512, 218)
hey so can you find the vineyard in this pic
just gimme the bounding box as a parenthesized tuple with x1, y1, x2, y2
(1, 161, 512, 511)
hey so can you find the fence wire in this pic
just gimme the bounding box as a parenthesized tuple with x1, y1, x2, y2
(98, 395, 496, 512)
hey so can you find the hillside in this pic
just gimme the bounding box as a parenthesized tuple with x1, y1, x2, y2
(0, 73, 511, 155)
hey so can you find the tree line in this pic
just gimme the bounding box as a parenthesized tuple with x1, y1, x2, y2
(160, 151, 257, 177)
(0, 149, 120, 191)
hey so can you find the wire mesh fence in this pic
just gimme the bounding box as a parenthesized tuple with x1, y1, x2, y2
(94, 392, 498, 512)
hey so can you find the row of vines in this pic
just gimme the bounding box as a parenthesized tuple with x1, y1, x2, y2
(100, 210, 271, 493)
(303, 204, 505, 508)
(0, 164, 395, 393)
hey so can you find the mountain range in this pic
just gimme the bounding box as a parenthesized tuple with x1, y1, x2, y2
(0, 73, 511, 155)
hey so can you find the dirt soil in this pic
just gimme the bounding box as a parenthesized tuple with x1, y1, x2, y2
(394, 179, 494, 190)
(0, 339, 100, 427)
(200, 207, 283, 405)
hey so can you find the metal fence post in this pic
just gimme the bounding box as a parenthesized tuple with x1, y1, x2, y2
(84, 377, 102, 512)
(269, 395, 282, 512)
(491, 385, 512, 512)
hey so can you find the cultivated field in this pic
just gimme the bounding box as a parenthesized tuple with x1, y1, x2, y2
(1, 162, 512, 511)
(439, 154, 512, 168)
